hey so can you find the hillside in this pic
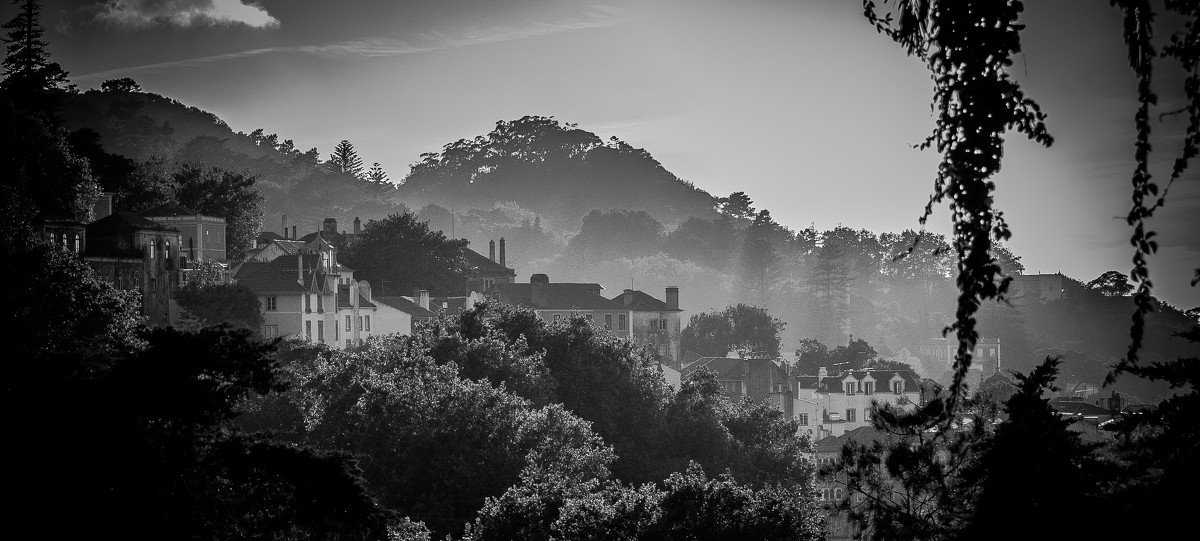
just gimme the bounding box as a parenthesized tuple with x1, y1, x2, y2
(397, 116, 720, 232)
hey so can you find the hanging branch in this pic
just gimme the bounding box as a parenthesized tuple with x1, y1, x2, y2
(865, 0, 1052, 413)
(1108, 0, 1200, 383)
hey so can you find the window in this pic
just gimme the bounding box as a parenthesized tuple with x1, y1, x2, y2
(358, 316, 363, 330)
(263, 325, 278, 338)
(346, 339, 351, 348)
(618, 314, 627, 330)
(345, 315, 351, 332)
(722, 381, 743, 395)
(73, 233, 81, 253)
(365, 315, 371, 332)
(317, 321, 324, 342)
(586, 314, 593, 321)
(822, 489, 830, 501)
(834, 488, 844, 500)
(266, 297, 277, 311)
(846, 409, 857, 422)
(605, 314, 612, 329)
(864, 381, 874, 395)
(317, 294, 324, 313)
(893, 381, 904, 394)
(305, 321, 312, 341)
(844, 382, 856, 395)
(553, 314, 561, 322)
(649, 318, 657, 330)
(305, 294, 311, 313)
(164, 240, 170, 261)
(149, 241, 155, 259)
(798, 413, 809, 425)
(660, 319, 667, 330)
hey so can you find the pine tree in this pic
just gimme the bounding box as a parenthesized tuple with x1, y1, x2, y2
(366, 162, 389, 184)
(1, 0, 73, 110)
(328, 139, 365, 179)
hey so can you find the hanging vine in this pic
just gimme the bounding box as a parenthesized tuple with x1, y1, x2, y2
(864, 0, 1052, 412)
(1108, 0, 1200, 383)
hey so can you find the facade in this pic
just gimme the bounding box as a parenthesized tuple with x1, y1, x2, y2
(682, 357, 793, 416)
(140, 202, 228, 263)
(793, 367, 922, 439)
(84, 212, 182, 326)
(373, 295, 438, 336)
(918, 336, 1002, 376)
(1010, 272, 1065, 303)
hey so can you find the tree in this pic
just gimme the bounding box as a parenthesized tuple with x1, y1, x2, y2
(367, 161, 389, 183)
(1, 0, 73, 113)
(680, 304, 785, 359)
(174, 281, 265, 332)
(100, 77, 141, 93)
(0, 94, 99, 221)
(330, 139, 365, 179)
(808, 241, 853, 346)
(1086, 270, 1135, 297)
(738, 210, 782, 305)
(717, 191, 756, 222)
(341, 212, 469, 297)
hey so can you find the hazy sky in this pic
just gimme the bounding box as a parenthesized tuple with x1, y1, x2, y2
(36, 0, 1199, 307)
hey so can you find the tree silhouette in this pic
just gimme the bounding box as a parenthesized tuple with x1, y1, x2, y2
(1, 0, 73, 112)
(329, 139, 365, 179)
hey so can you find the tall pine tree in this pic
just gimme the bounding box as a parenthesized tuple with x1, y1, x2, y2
(1, 0, 72, 113)
(329, 139, 365, 179)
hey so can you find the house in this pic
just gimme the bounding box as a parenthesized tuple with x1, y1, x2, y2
(611, 287, 683, 369)
(918, 336, 1002, 377)
(84, 212, 183, 326)
(373, 294, 438, 335)
(682, 357, 792, 416)
(140, 202, 227, 263)
(463, 238, 516, 294)
(491, 274, 683, 368)
(1010, 272, 1064, 303)
(794, 367, 922, 439)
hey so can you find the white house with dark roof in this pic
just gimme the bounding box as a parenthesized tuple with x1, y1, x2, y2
(793, 367, 922, 439)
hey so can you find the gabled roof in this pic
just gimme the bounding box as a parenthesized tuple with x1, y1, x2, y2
(234, 254, 326, 294)
(373, 296, 437, 318)
(610, 289, 679, 312)
(796, 369, 921, 393)
(337, 285, 376, 308)
(682, 357, 786, 381)
(463, 247, 516, 277)
(256, 231, 283, 244)
(813, 426, 890, 454)
(140, 201, 199, 217)
(492, 282, 623, 310)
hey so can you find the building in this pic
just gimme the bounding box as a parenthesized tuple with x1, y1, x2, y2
(373, 294, 438, 335)
(84, 212, 183, 326)
(682, 357, 793, 416)
(918, 336, 1002, 377)
(611, 287, 683, 369)
(1010, 272, 1065, 303)
(140, 202, 228, 263)
(463, 238, 516, 295)
(794, 367, 922, 439)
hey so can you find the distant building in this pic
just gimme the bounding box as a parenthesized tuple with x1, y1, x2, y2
(463, 238, 516, 295)
(1010, 272, 1064, 303)
(794, 367, 922, 439)
(611, 287, 683, 369)
(919, 336, 1002, 376)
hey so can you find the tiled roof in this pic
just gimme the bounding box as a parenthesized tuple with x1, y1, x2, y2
(611, 290, 679, 311)
(373, 296, 437, 318)
(797, 369, 921, 393)
(493, 282, 623, 310)
(813, 426, 889, 454)
(140, 201, 199, 217)
(463, 247, 516, 277)
(256, 231, 283, 243)
(682, 357, 746, 379)
(235, 254, 326, 294)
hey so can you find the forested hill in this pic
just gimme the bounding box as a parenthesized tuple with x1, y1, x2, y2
(57, 87, 403, 229)
(397, 116, 720, 231)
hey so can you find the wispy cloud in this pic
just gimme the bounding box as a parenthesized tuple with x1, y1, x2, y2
(74, 4, 630, 82)
(92, 0, 279, 29)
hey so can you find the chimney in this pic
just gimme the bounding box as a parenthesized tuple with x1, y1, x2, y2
(92, 192, 114, 220)
(818, 366, 827, 387)
(499, 237, 506, 268)
(353, 217, 361, 235)
(292, 225, 297, 240)
(622, 288, 634, 307)
(282, 214, 288, 238)
(323, 218, 337, 233)
(296, 254, 303, 284)
(666, 286, 679, 310)
(418, 290, 430, 310)
(489, 240, 496, 262)
(530, 273, 549, 307)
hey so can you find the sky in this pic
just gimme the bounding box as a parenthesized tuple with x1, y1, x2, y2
(32, 0, 1200, 308)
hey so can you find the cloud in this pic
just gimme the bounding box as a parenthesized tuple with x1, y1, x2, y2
(93, 0, 279, 29)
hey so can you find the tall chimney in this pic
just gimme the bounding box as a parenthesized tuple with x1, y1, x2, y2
(296, 254, 303, 284)
(499, 237, 506, 268)
(622, 288, 634, 307)
(530, 274, 549, 307)
(353, 217, 361, 235)
(418, 290, 430, 310)
(282, 214, 288, 238)
(666, 286, 679, 310)
(489, 240, 496, 262)
(292, 225, 297, 240)
(323, 218, 337, 233)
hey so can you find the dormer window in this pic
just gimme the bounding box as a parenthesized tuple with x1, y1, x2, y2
(844, 381, 856, 395)
(863, 381, 874, 395)
(893, 380, 904, 394)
